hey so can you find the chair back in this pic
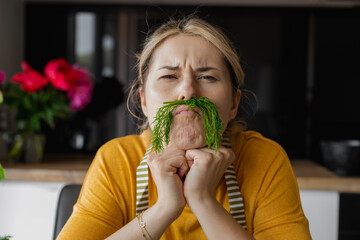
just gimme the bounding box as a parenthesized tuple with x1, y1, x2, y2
(53, 184, 82, 239)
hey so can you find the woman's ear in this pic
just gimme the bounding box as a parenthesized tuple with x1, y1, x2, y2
(140, 87, 148, 117)
(229, 89, 241, 120)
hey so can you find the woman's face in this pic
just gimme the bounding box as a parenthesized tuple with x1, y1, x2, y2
(140, 34, 240, 149)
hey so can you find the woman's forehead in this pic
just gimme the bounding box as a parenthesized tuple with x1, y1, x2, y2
(150, 34, 226, 70)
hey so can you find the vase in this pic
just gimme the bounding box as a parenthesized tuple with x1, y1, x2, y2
(8, 133, 45, 163)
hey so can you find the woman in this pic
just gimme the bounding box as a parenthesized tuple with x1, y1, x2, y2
(58, 17, 311, 239)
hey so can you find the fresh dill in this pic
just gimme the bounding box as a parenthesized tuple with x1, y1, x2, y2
(0, 235, 12, 240)
(0, 164, 5, 181)
(152, 97, 224, 153)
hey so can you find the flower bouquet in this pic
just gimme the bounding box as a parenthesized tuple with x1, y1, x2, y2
(0, 59, 93, 162)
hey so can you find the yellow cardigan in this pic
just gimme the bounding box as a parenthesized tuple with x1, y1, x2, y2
(58, 129, 311, 239)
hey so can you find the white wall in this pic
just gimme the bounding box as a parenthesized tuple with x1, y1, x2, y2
(0, 0, 24, 78)
(300, 190, 340, 240)
(0, 181, 65, 240)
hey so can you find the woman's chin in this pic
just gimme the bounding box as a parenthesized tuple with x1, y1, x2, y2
(171, 138, 206, 150)
(169, 126, 206, 150)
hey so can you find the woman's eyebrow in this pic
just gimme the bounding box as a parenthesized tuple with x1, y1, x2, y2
(157, 66, 220, 72)
(196, 67, 220, 72)
(157, 66, 179, 71)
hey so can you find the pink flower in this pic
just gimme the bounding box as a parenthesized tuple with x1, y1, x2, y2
(44, 58, 82, 91)
(0, 70, 5, 84)
(11, 62, 48, 93)
(67, 68, 93, 112)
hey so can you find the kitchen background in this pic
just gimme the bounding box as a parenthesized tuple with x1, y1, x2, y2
(0, 1, 360, 240)
(12, 1, 359, 175)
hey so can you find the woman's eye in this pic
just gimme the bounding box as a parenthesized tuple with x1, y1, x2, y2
(199, 75, 216, 81)
(161, 74, 177, 79)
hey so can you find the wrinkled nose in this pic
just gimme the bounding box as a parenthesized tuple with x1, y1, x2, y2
(177, 74, 197, 100)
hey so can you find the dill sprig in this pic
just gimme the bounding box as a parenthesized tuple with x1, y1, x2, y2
(152, 97, 224, 153)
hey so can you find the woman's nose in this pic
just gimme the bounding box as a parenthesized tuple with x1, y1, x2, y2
(177, 75, 198, 100)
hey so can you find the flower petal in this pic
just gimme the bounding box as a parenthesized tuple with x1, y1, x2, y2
(44, 58, 74, 91)
(0, 70, 6, 84)
(21, 61, 31, 71)
(11, 65, 48, 93)
(67, 69, 93, 111)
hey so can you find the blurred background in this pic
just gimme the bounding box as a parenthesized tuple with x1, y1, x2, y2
(0, 0, 359, 172)
(1, 1, 360, 240)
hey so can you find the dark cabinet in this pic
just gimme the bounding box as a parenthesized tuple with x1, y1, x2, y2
(339, 193, 360, 239)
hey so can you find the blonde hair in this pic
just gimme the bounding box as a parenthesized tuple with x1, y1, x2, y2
(127, 16, 246, 132)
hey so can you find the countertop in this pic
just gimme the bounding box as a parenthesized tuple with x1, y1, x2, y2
(2, 156, 360, 193)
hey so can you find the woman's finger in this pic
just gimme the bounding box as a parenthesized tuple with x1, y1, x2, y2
(185, 149, 212, 163)
(187, 160, 194, 168)
(170, 156, 189, 179)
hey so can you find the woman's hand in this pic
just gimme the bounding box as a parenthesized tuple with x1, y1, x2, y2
(182, 148, 254, 240)
(147, 144, 189, 221)
(183, 147, 235, 204)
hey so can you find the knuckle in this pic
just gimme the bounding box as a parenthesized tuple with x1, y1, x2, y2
(222, 150, 231, 159)
(221, 148, 232, 158)
(203, 153, 213, 164)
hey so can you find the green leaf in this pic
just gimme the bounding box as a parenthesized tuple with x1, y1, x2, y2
(9, 137, 24, 159)
(0, 164, 6, 181)
(34, 134, 43, 159)
(29, 115, 41, 132)
(0, 235, 13, 240)
(43, 108, 55, 128)
(0, 90, 3, 104)
(2, 81, 74, 135)
(23, 95, 32, 110)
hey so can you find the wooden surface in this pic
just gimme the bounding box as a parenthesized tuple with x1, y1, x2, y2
(291, 160, 338, 178)
(2, 156, 360, 193)
(1, 154, 92, 184)
(292, 160, 360, 193)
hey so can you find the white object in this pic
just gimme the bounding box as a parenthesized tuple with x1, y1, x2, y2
(0, 181, 66, 240)
(300, 190, 340, 240)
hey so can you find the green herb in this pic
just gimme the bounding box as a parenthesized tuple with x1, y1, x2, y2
(0, 235, 12, 240)
(0, 164, 5, 181)
(152, 97, 224, 153)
